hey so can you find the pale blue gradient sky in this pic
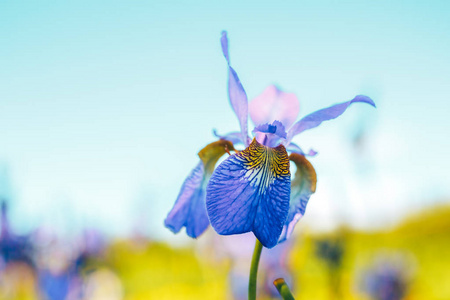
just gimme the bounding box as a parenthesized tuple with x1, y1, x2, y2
(0, 1, 449, 240)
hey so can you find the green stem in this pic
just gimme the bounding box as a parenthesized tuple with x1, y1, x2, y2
(248, 239, 263, 300)
(273, 278, 295, 300)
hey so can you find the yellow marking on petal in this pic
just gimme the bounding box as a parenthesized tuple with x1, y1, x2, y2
(289, 153, 317, 193)
(236, 138, 290, 192)
(198, 140, 235, 174)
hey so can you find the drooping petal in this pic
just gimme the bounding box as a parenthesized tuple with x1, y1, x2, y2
(279, 153, 317, 243)
(198, 140, 235, 174)
(252, 120, 287, 147)
(285, 95, 376, 146)
(221, 31, 249, 146)
(165, 140, 235, 238)
(206, 138, 291, 248)
(249, 85, 300, 129)
(164, 161, 208, 238)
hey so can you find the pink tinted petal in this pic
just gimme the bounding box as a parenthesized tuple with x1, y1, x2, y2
(249, 85, 300, 129)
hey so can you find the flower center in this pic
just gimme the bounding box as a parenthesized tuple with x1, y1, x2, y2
(267, 124, 277, 134)
(252, 120, 287, 148)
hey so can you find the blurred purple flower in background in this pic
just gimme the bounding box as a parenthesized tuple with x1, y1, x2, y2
(0, 202, 34, 269)
(261, 238, 294, 296)
(359, 254, 415, 300)
(39, 268, 74, 300)
(166, 31, 375, 248)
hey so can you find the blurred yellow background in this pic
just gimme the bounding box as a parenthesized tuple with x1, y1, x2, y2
(2, 204, 448, 300)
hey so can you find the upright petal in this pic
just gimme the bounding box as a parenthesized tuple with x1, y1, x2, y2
(165, 140, 235, 238)
(206, 138, 291, 248)
(279, 153, 317, 243)
(220, 31, 229, 62)
(249, 85, 300, 129)
(285, 95, 376, 145)
(221, 31, 250, 146)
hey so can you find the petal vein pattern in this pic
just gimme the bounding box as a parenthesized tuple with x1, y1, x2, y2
(164, 161, 209, 238)
(206, 138, 291, 248)
(165, 140, 235, 238)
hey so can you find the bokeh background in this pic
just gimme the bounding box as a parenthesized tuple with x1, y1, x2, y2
(1, 1, 449, 299)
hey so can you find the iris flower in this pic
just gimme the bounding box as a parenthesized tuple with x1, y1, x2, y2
(165, 31, 375, 248)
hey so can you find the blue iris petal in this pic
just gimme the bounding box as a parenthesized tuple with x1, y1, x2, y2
(164, 161, 209, 238)
(253, 121, 287, 147)
(206, 138, 291, 248)
(165, 140, 235, 238)
(253, 120, 287, 139)
(286, 95, 376, 145)
(221, 31, 250, 147)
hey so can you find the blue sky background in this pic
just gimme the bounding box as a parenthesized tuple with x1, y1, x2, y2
(0, 1, 449, 241)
